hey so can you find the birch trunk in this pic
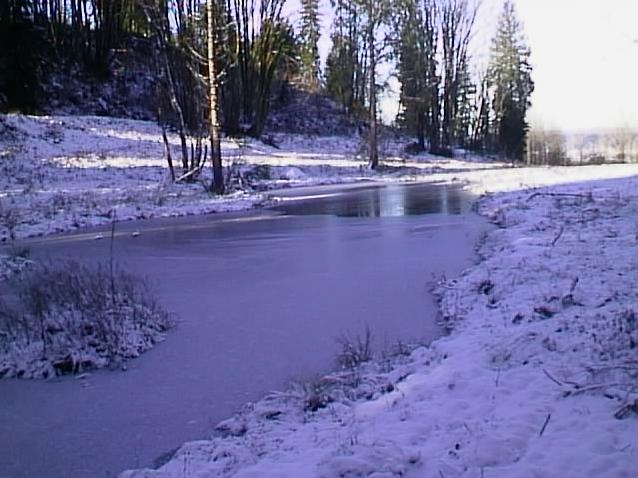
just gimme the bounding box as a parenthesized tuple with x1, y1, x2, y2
(207, 0, 225, 194)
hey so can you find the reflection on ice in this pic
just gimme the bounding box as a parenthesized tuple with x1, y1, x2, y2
(272, 182, 472, 218)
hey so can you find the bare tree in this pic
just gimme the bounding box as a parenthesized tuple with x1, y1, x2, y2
(440, 0, 478, 149)
(608, 127, 637, 162)
(207, 0, 224, 194)
(355, 0, 390, 169)
(366, 0, 378, 168)
(527, 124, 567, 166)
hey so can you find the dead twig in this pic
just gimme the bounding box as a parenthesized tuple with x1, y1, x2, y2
(563, 382, 623, 397)
(551, 225, 565, 246)
(539, 413, 552, 436)
(175, 163, 205, 183)
(614, 400, 638, 420)
(542, 368, 563, 387)
(527, 192, 592, 202)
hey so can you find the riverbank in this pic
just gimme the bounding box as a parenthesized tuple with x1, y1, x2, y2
(0, 113, 501, 243)
(122, 172, 638, 478)
(3, 114, 638, 245)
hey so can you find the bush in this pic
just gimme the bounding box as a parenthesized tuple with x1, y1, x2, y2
(336, 326, 373, 370)
(0, 261, 173, 378)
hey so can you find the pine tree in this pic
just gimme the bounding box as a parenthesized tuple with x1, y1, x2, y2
(486, 0, 534, 161)
(454, 61, 477, 148)
(299, 0, 321, 89)
(325, 33, 355, 110)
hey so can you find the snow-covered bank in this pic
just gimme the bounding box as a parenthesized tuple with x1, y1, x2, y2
(121, 173, 638, 478)
(3, 114, 638, 245)
(0, 114, 508, 242)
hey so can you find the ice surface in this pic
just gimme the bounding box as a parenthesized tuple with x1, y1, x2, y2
(0, 191, 487, 477)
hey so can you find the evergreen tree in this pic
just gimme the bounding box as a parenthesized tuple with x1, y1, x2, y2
(325, 33, 356, 111)
(394, 0, 427, 149)
(486, 0, 534, 161)
(299, 0, 321, 89)
(454, 61, 477, 148)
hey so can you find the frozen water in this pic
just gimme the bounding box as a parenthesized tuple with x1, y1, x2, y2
(0, 182, 487, 478)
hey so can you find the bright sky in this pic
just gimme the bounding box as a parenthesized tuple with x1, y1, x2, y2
(505, 0, 638, 131)
(286, 0, 638, 132)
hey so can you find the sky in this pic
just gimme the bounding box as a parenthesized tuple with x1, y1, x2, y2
(285, 0, 638, 132)
(504, 0, 638, 132)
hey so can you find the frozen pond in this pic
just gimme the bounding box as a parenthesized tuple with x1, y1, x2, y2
(0, 182, 487, 477)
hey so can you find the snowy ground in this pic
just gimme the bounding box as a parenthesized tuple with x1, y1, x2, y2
(2, 114, 638, 476)
(121, 174, 638, 477)
(3, 114, 638, 244)
(0, 114, 506, 243)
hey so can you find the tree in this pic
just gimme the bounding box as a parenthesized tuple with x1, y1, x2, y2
(393, 0, 439, 152)
(527, 124, 567, 165)
(299, 0, 321, 89)
(0, 0, 39, 112)
(608, 127, 637, 162)
(440, 0, 478, 149)
(358, 0, 391, 169)
(325, 0, 366, 116)
(486, 0, 534, 161)
(326, 0, 389, 168)
(207, 0, 224, 193)
(469, 71, 491, 152)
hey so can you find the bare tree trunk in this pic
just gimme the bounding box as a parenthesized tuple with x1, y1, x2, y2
(144, 1, 190, 174)
(367, 0, 378, 170)
(207, 0, 225, 194)
(161, 123, 175, 181)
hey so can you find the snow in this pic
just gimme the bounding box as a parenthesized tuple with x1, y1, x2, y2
(121, 174, 638, 478)
(0, 114, 508, 242)
(2, 113, 638, 477)
(3, 113, 638, 244)
(0, 252, 30, 280)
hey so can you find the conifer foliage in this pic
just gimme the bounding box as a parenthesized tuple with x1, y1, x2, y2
(485, 0, 534, 161)
(299, 0, 321, 89)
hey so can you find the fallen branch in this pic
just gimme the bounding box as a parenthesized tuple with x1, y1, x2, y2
(551, 225, 565, 246)
(542, 368, 563, 386)
(175, 163, 205, 183)
(539, 413, 552, 436)
(527, 192, 592, 202)
(563, 382, 623, 397)
(614, 400, 638, 420)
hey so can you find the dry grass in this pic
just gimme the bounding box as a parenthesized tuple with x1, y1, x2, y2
(0, 260, 173, 378)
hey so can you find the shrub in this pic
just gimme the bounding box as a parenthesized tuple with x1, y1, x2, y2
(0, 261, 173, 378)
(336, 326, 373, 370)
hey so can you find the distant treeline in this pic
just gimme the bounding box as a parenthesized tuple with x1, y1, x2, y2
(527, 127, 638, 166)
